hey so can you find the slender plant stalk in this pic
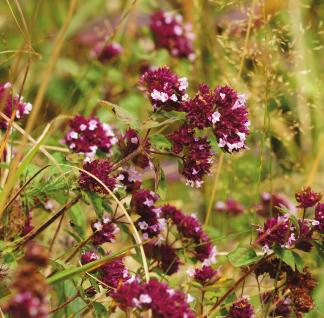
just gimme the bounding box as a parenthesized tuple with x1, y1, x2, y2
(204, 153, 224, 225)
(16, 195, 81, 249)
(205, 253, 273, 317)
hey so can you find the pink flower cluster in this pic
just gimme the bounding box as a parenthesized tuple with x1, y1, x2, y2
(91, 42, 123, 63)
(144, 243, 181, 275)
(227, 297, 255, 318)
(131, 189, 164, 239)
(140, 67, 249, 187)
(182, 137, 214, 188)
(215, 198, 244, 215)
(150, 10, 195, 60)
(111, 279, 195, 318)
(64, 115, 117, 159)
(257, 215, 293, 252)
(100, 257, 130, 290)
(256, 187, 323, 253)
(212, 86, 249, 153)
(80, 251, 99, 265)
(79, 159, 116, 193)
(116, 167, 142, 193)
(0, 82, 32, 129)
(257, 215, 317, 253)
(80, 251, 130, 291)
(4, 291, 48, 318)
(140, 67, 189, 111)
(295, 187, 322, 209)
(315, 203, 324, 234)
(91, 213, 120, 245)
(188, 265, 219, 285)
(256, 192, 296, 218)
(162, 205, 217, 265)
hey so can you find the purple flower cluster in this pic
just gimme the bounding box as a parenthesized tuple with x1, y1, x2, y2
(116, 167, 142, 193)
(131, 189, 165, 239)
(91, 42, 123, 63)
(213, 86, 249, 153)
(150, 10, 195, 60)
(119, 129, 151, 169)
(257, 215, 292, 252)
(182, 137, 214, 188)
(315, 202, 324, 233)
(182, 84, 215, 129)
(140, 67, 189, 111)
(227, 297, 255, 318)
(256, 192, 296, 218)
(100, 257, 130, 290)
(295, 187, 322, 208)
(64, 115, 117, 159)
(188, 265, 219, 285)
(91, 213, 120, 245)
(79, 159, 116, 193)
(215, 198, 244, 215)
(139, 67, 249, 187)
(168, 124, 195, 154)
(257, 215, 317, 253)
(4, 244, 49, 318)
(111, 278, 195, 318)
(0, 82, 32, 129)
(80, 251, 130, 291)
(295, 219, 313, 252)
(169, 126, 213, 187)
(4, 291, 48, 318)
(262, 292, 291, 317)
(182, 84, 250, 153)
(80, 251, 99, 265)
(162, 205, 216, 265)
(144, 243, 181, 275)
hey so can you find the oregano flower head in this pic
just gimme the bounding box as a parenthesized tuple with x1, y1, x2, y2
(64, 115, 117, 160)
(0, 82, 32, 129)
(150, 10, 195, 60)
(140, 66, 189, 111)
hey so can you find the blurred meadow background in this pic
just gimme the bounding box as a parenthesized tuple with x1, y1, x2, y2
(0, 0, 323, 317)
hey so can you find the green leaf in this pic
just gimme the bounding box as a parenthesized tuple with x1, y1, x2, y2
(0, 283, 10, 299)
(88, 192, 105, 218)
(292, 251, 304, 272)
(273, 246, 295, 270)
(227, 246, 261, 267)
(93, 302, 108, 317)
(99, 100, 139, 128)
(139, 117, 180, 129)
(150, 134, 172, 151)
(68, 203, 86, 237)
(156, 168, 167, 200)
(313, 241, 324, 260)
(289, 214, 300, 233)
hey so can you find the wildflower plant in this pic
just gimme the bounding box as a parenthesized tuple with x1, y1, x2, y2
(0, 1, 323, 318)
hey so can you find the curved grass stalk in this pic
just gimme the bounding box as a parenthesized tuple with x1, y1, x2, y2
(58, 164, 150, 283)
(0, 50, 41, 58)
